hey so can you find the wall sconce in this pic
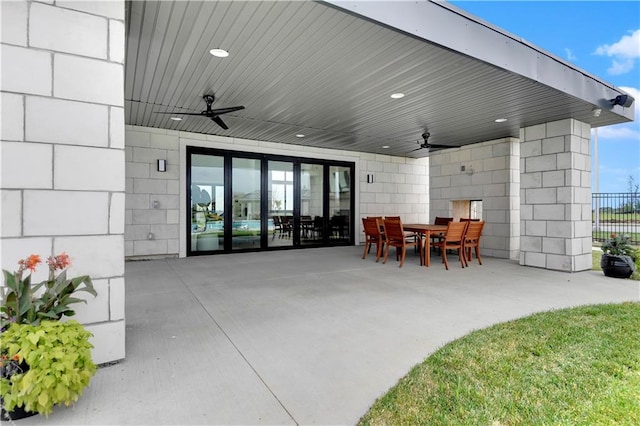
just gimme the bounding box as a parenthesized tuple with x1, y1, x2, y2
(366, 174, 374, 183)
(461, 165, 474, 175)
(147, 232, 154, 240)
(157, 159, 167, 172)
(152, 200, 160, 209)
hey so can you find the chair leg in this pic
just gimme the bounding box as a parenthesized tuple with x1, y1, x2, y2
(475, 246, 482, 265)
(441, 247, 449, 270)
(362, 241, 370, 259)
(458, 248, 466, 268)
(383, 244, 390, 264)
(399, 246, 406, 268)
(375, 242, 384, 262)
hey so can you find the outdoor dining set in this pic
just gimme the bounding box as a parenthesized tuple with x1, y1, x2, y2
(361, 216, 485, 270)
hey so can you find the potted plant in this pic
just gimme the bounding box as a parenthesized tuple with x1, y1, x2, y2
(1, 253, 97, 420)
(1, 321, 96, 418)
(600, 233, 638, 279)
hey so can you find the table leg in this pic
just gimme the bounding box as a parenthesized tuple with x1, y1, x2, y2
(425, 231, 431, 267)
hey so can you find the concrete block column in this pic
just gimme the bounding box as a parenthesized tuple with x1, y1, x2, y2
(1, 0, 126, 363)
(519, 119, 592, 272)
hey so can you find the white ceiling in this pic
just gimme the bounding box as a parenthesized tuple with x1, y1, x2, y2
(124, 0, 632, 158)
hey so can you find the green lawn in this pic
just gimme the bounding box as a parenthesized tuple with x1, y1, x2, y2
(358, 303, 640, 425)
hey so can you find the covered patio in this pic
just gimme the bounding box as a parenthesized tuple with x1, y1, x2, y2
(24, 247, 637, 425)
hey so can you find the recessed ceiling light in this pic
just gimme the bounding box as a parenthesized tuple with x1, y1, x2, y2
(170, 117, 182, 121)
(390, 93, 405, 99)
(494, 118, 507, 123)
(382, 145, 390, 149)
(209, 48, 229, 57)
(296, 134, 305, 138)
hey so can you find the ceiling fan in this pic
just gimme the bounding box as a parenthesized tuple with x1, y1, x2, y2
(409, 132, 451, 154)
(155, 94, 245, 130)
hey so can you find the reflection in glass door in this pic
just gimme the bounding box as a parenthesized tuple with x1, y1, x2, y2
(190, 154, 224, 252)
(301, 163, 324, 245)
(329, 166, 351, 242)
(188, 147, 354, 255)
(268, 161, 294, 247)
(232, 158, 262, 250)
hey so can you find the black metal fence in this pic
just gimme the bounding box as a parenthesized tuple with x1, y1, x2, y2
(592, 192, 640, 245)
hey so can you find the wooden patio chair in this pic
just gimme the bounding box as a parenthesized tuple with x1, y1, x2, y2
(382, 218, 422, 267)
(432, 221, 468, 270)
(464, 220, 485, 265)
(362, 217, 385, 262)
(431, 216, 453, 254)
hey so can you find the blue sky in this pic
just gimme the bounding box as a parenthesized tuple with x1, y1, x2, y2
(451, 1, 640, 193)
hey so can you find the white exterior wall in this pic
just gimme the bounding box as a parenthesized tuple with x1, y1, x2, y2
(0, 0, 125, 364)
(125, 125, 430, 257)
(429, 138, 520, 260)
(519, 119, 592, 272)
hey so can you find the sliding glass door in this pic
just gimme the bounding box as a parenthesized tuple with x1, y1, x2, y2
(190, 154, 224, 253)
(268, 161, 294, 248)
(187, 147, 353, 255)
(329, 165, 351, 243)
(232, 158, 262, 250)
(301, 163, 324, 245)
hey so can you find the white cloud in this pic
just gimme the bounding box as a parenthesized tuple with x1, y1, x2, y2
(564, 48, 577, 61)
(608, 59, 635, 75)
(597, 125, 638, 140)
(595, 29, 640, 58)
(594, 29, 640, 75)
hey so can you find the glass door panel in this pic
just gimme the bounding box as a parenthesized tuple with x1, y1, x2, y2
(232, 158, 261, 250)
(268, 161, 294, 247)
(329, 165, 351, 242)
(301, 163, 324, 245)
(190, 154, 224, 252)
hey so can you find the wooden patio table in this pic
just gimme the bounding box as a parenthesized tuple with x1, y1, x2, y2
(403, 224, 449, 267)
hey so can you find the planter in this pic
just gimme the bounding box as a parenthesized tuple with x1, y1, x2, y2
(600, 253, 634, 278)
(1, 361, 36, 421)
(1, 402, 36, 421)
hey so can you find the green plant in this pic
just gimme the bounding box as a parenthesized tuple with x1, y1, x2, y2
(0, 320, 97, 416)
(1, 253, 96, 328)
(601, 233, 636, 258)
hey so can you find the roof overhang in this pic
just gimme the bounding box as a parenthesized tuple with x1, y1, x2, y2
(125, 0, 633, 158)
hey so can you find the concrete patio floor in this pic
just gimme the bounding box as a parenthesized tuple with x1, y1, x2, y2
(21, 246, 638, 425)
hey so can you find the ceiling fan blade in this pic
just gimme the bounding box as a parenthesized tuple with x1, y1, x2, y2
(210, 106, 245, 115)
(408, 147, 424, 153)
(154, 111, 203, 116)
(211, 115, 229, 130)
(428, 143, 451, 149)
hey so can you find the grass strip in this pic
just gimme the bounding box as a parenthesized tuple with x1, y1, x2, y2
(359, 302, 640, 426)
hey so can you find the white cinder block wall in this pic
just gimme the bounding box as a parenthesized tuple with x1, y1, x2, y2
(429, 138, 521, 260)
(125, 127, 180, 258)
(358, 153, 430, 228)
(125, 125, 430, 257)
(519, 119, 592, 272)
(0, 0, 126, 364)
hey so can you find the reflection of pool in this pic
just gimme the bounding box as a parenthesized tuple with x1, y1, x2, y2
(195, 220, 274, 232)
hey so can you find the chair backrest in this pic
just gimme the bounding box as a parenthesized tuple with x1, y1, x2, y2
(382, 218, 405, 242)
(273, 215, 281, 226)
(444, 221, 468, 242)
(362, 217, 382, 238)
(434, 216, 453, 225)
(384, 216, 401, 221)
(460, 218, 480, 222)
(464, 221, 484, 242)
